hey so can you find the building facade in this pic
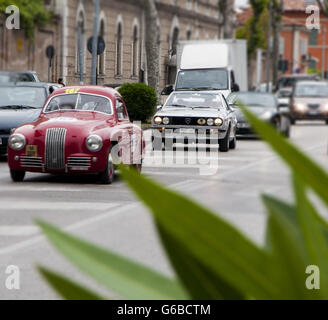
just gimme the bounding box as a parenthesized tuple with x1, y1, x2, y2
(0, 0, 222, 89)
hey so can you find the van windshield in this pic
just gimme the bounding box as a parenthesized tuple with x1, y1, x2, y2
(176, 69, 229, 91)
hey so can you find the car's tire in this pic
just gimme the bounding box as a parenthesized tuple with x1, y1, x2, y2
(10, 170, 25, 182)
(98, 151, 115, 185)
(229, 132, 237, 150)
(326, 120, 328, 125)
(219, 126, 231, 152)
(290, 119, 296, 125)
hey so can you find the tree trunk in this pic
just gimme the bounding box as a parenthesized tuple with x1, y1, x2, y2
(272, 0, 283, 88)
(144, 0, 160, 97)
(219, 0, 236, 39)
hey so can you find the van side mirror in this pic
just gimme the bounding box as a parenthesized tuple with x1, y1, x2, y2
(161, 85, 174, 96)
(232, 83, 240, 92)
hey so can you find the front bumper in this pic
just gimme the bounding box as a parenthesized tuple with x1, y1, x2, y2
(8, 153, 108, 174)
(151, 125, 227, 141)
(291, 111, 328, 120)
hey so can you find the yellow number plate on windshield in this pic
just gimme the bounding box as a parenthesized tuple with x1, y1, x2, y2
(26, 145, 38, 157)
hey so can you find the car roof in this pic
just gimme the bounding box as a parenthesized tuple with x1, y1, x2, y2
(295, 81, 328, 86)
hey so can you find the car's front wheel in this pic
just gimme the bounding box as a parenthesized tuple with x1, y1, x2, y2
(10, 169, 25, 182)
(99, 152, 115, 185)
(219, 127, 231, 152)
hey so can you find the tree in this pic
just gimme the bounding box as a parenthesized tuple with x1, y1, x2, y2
(144, 0, 160, 97)
(316, 0, 328, 16)
(218, 0, 236, 39)
(236, 0, 269, 58)
(272, 0, 284, 87)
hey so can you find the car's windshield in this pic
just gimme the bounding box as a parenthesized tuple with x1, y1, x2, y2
(45, 93, 113, 114)
(0, 73, 35, 83)
(278, 76, 317, 89)
(176, 69, 229, 91)
(295, 83, 328, 97)
(228, 93, 276, 108)
(165, 92, 223, 109)
(277, 89, 292, 98)
(0, 86, 46, 108)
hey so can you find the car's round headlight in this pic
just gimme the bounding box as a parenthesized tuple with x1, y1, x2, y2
(86, 135, 103, 152)
(163, 117, 170, 125)
(295, 103, 306, 111)
(207, 118, 214, 126)
(214, 118, 224, 126)
(8, 134, 26, 151)
(154, 116, 163, 125)
(197, 118, 206, 125)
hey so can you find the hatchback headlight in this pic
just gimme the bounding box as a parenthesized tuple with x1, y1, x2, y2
(154, 116, 163, 125)
(8, 134, 26, 151)
(163, 117, 170, 125)
(207, 118, 214, 126)
(214, 118, 224, 126)
(86, 135, 103, 152)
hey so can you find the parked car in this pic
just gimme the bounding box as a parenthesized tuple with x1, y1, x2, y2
(290, 81, 328, 124)
(7, 86, 145, 184)
(228, 92, 291, 138)
(0, 82, 55, 156)
(152, 91, 238, 152)
(0, 71, 40, 83)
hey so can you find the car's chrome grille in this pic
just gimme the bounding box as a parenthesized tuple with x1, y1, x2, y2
(171, 117, 199, 126)
(45, 128, 66, 170)
(20, 156, 43, 168)
(67, 157, 92, 170)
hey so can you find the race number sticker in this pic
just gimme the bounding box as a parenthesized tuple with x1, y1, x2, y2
(65, 88, 80, 94)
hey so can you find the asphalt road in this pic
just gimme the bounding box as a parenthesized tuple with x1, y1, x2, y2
(0, 122, 327, 299)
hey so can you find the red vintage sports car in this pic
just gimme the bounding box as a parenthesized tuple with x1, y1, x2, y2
(7, 86, 145, 184)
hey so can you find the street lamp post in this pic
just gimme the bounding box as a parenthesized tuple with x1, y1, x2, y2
(91, 0, 100, 85)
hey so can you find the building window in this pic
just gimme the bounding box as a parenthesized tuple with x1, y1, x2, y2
(132, 25, 139, 77)
(308, 59, 317, 70)
(309, 29, 318, 46)
(98, 20, 105, 75)
(76, 11, 85, 75)
(116, 23, 123, 76)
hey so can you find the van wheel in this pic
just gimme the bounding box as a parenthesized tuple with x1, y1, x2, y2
(219, 127, 231, 152)
(10, 170, 25, 182)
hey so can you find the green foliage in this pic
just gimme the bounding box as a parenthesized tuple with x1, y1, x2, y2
(36, 105, 328, 300)
(236, 0, 269, 58)
(308, 68, 321, 76)
(118, 83, 157, 123)
(0, 0, 52, 38)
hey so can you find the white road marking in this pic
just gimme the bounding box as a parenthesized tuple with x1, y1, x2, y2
(0, 202, 121, 211)
(0, 226, 39, 236)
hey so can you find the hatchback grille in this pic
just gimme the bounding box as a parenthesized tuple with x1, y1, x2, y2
(45, 128, 66, 170)
(67, 157, 91, 170)
(308, 104, 320, 110)
(170, 117, 199, 126)
(20, 156, 43, 168)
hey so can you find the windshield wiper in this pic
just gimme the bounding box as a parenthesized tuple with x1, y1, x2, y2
(176, 88, 202, 91)
(0, 105, 38, 110)
(196, 87, 222, 90)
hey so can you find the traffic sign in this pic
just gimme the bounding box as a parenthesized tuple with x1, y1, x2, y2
(87, 36, 106, 55)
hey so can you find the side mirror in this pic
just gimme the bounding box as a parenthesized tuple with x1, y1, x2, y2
(232, 83, 240, 92)
(157, 105, 163, 111)
(161, 85, 174, 96)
